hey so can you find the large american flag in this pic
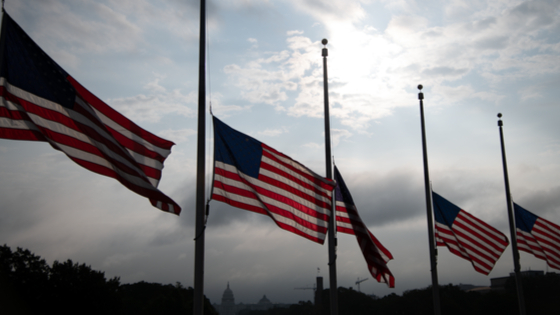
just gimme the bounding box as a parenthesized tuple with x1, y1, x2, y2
(211, 116, 335, 244)
(432, 192, 509, 275)
(334, 166, 395, 287)
(0, 12, 180, 214)
(514, 203, 560, 270)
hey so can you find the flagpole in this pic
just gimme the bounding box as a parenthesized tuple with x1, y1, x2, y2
(497, 113, 526, 315)
(417, 85, 441, 315)
(321, 38, 338, 315)
(193, 0, 207, 314)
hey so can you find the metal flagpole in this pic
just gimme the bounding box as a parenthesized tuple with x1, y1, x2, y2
(193, 0, 207, 314)
(321, 38, 338, 315)
(417, 85, 441, 315)
(497, 113, 526, 315)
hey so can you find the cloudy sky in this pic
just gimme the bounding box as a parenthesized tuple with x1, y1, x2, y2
(2, 0, 560, 306)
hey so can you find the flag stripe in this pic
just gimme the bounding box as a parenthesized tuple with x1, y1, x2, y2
(211, 116, 334, 244)
(4, 90, 162, 188)
(432, 192, 509, 275)
(68, 76, 174, 159)
(214, 164, 331, 225)
(334, 167, 395, 288)
(0, 13, 180, 214)
(514, 203, 560, 270)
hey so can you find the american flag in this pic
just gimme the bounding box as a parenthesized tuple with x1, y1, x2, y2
(334, 166, 395, 287)
(432, 192, 509, 275)
(0, 12, 180, 214)
(514, 203, 560, 270)
(211, 116, 335, 244)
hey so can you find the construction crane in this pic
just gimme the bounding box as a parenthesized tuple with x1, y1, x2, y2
(355, 277, 369, 292)
(294, 282, 316, 291)
(294, 283, 316, 301)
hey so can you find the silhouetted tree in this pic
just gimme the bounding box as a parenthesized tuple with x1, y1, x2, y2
(0, 245, 120, 314)
(0, 245, 51, 314)
(49, 259, 121, 314)
(119, 281, 218, 315)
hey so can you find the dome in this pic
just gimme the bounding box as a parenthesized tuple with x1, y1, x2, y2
(221, 282, 235, 306)
(258, 295, 272, 305)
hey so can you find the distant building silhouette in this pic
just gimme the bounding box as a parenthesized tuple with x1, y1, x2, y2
(490, 270, 545, 291)
(213, 283, 288, 315)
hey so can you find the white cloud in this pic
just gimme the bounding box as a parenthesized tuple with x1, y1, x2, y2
(109, 88, 196, 122)
(331, 128, 352, 146)
(258, 127, 290, 137)
(287, 30, 304, 35)
(159, 129, 197, 144)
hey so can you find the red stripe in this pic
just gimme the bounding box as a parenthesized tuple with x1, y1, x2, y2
(70, 101, 167, 164)
(437, 216, 508, 275)
(68, 76, 175, 150)
(458, 212, 509, 247)
(213, 175, 330, 226)
(258, 166, 331, 211)
(0, 81, 180, 214)
(216, 167, 330, 221)
(68, 157, 180, 213)
(211, 192, 326, 244)
(213, 166, 330, 243)
(260, 155, 331, 202)
(534, 221, 560, 250)
(13, 96, 162, 182)
(453, 222, 504, 259)
(262, 144, 334, 193)
(335, 201, 394, 286)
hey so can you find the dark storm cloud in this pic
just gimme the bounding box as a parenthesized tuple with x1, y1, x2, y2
(515, 185, 560, 218)
(337, 169, 426, 227)
(172, 183, 267, 231)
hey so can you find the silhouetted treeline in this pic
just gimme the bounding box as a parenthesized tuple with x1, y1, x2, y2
(0, 245, 217, 315)
(242, 274, 560, 315)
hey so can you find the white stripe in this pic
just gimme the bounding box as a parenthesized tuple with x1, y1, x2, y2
(534, 220, 560, 244)
(0, 116, 39, 130)
(214, 171, 330, 227)
(336, 209, 361, 223)
(25, 111, 159, 187)
(91, 106, 171, 158)
(212, 185, 327, 239)
(436, 223, 470, 257)
(263, 147, 332, 191)
(2, 79, 164, 173)
(217, 162, 331, 214)
(336, 221, 354, 230)
(54, 142, 159, 192)
(73, 98, 164, 171)
(2, 96, 150, 183)
(440, 221, 499, 269)
(451, 226, 498, 265)
(454, 216, 506, 255)
(517, 230, 545, 256)
(538, 219, 560, 235)
(456, 213, 507, 248)
(260, 166, 331, 205)
(532, 231, 560, 258)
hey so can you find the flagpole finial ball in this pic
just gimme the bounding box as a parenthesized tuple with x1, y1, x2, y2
(418, 84, 423, 90)
(322, 39, 328, 45)
(498, 113, 502, 118)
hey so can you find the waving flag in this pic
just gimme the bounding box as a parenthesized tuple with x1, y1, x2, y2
(432, 192, 509, 275)
(0, 12, 180, 214)
(334, 166, 395, 287)
(211, 116, 335, 244)
(514, 203, 560, 270)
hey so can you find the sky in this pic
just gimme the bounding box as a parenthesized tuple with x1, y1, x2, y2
(1, 0, 560, 306)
